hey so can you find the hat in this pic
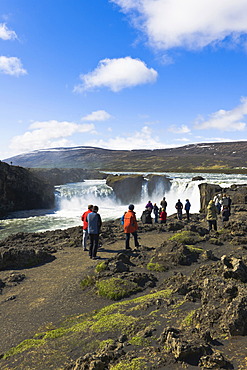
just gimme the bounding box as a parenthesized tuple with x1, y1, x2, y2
(128, 204, 134, 211)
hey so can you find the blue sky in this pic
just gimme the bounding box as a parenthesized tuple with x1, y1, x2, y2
(1, 0, 247, 160)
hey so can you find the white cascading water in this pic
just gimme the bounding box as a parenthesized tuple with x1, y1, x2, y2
(55, 177, 201, 221)
(1, 172, 247, 240)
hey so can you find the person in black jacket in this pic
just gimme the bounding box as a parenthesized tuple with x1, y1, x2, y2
(87, 205, 102, 259)
(175, 199, 183, 220)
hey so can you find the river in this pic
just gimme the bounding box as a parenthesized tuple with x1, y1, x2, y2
(1, 172, 247, 240)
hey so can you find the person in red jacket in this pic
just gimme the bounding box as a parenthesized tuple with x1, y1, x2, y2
(159, 208, 167, 224)
(123, 204, 140, 250)
(81, 204, 93, 251)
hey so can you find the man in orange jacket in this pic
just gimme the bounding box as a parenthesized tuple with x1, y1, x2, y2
(123, 204, 140, 250)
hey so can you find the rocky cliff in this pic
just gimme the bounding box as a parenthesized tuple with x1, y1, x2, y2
(199, 182, 247, 212)
(106, 174, 171, 204)
(0, 161, 55, 217)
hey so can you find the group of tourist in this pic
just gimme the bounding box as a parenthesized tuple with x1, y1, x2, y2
(206, 193, 232, 231)
(141, 197, 191, 223)
(81, 193, 232, 258)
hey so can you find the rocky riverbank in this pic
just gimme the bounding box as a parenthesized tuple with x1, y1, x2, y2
(0, 202, 247, 369)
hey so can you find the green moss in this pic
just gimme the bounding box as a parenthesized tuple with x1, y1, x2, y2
(80, 275, 96, 288)
(186, 245, 204, 253)
(99, 339, 115, 350)
(43, 327, 71, 339)
(147, 262, 166, 272)
(169, 231, 202, 245)
(92, 313, 138, 333)
(209, 238, 223, 245)
(110, 357, 148, 370)
(95, 261, 108, 273)
(2, 289, 173, 362)
(181, 310, 196, 327)
(129, 336, 151, 346)
(96, 277, 140, 300)
(3, 339, 45, 359)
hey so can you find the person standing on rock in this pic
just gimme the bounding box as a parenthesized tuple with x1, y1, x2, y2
(153, 203, 159, 223)
(222, 206, 230, 222)
(175, 199, 183, 220)
(87, 205, 102, 259)
(145, 200, 153, 211)
(222, 193, 232, 215)
(206, 200, 217, 231)
(124, 204, 140, 250)
(160, 197, 167, 212)
(159, 208, 167, 224)
(81, 204, 93, 251)
(184, 199, 191, 221)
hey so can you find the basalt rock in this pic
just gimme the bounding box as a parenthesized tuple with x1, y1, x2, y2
(192, 176, 205, 181)
(199, 350, 233, 369)
(0, 246, 56, 270)
(106, 174, 144, 204)
(221, 255, 247, 282)
(0, 161, 54, 217)
(106, 174, 172, 204)
(199, 183, 247, 213)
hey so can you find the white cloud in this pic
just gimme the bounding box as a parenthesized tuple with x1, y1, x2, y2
(0, 23, 17, 40)
(168, 124, 191, 134)
(9, 120, 95, 153)
(74, 57, 158, 92)
(0, 56, 27, 76)
(86, 125, 173, 150)
(111, 0, 247, 50)
(194, 97, 247, 131)
(81, 110, 112, 122)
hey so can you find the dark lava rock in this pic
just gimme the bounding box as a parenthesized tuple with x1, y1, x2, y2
(106, 174, 144, 204)
(221, 295, 247, 336)
(221, 256, 247, 282)
(192, 176, 205, 181)
(160, 327, 211, 366)
(0, 161, 54, 217)
(199, 351, 233, 369)
(0, 246, 55, 270)
(167, 221, 184, 232)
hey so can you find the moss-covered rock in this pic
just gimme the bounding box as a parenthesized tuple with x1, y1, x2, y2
(169, 230, 203, 245)
(96, 277, 140, 300)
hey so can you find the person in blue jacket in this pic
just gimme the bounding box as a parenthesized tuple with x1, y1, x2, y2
(87, 205, 102, 259)
(184, 199, 191, 221)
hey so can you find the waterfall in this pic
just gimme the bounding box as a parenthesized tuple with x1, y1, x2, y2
(141, 179, 148, 200)
(165, 179, 200, 215)
(2, 172, 247, 240)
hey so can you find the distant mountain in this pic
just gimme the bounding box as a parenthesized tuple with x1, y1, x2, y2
(4, 142, 247, 172)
